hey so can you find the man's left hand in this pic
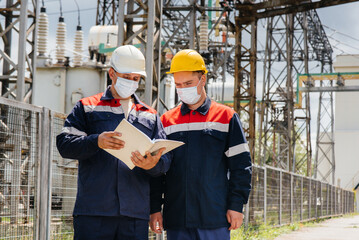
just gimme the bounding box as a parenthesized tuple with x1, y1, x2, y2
(131, 148, 166, 170)
(226, 210, 243, 230)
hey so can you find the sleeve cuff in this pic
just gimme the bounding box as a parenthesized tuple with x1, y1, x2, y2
(87, 134, 100, 153)
(146, 159, 163, 177)
(228, 201, 244, 213)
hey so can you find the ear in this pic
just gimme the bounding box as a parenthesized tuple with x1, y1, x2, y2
(109, 68, 115, 80)
(201, 74, 207, 86)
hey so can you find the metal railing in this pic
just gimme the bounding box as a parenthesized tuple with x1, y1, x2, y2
(0, 97, 355, 239)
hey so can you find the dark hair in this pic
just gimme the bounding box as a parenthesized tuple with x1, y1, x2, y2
(192, 71, 204, 79)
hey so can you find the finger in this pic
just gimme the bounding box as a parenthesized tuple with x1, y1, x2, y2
(145, 151, 152, 159)
(108, 138, 125, 145)
(234, 219, 239, 230)
(132, 152, 144, 163)
(109, 142, 125, 149)
(113, 131, 122, 137)
(155, 148, 166, 158)
(149, 219, 156, 232)
(131, 156, 140, 166)
(108, 131, 122, 137)
(227, 213, 232, 230)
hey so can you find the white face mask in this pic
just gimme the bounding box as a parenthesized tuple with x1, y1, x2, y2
(114, 77, 139, 98)
(176, 79, 202, 105)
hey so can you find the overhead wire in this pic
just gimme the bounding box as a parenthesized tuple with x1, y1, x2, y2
(323, 24, 359, 43)
(74, 0, 81, 26)
(58, 0, 63, 17)
(47, 7, 96, 16)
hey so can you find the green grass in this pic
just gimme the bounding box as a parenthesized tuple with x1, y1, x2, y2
(231, 223, 300, 240)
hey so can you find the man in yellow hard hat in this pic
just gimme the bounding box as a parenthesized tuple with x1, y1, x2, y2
(149, 49, 252, 240)
(57, 45, 170, 240)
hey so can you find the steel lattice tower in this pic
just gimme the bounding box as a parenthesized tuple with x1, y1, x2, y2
(0, 0, 39, 102)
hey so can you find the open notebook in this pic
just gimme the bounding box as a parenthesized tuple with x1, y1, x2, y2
(104, 119, 184, 169)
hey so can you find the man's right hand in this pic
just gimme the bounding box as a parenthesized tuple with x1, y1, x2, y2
(150, 212, 163, 234)
(98, 131, 125, 149)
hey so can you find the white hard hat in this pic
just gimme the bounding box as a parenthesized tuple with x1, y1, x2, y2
(110, 45, 147, 78)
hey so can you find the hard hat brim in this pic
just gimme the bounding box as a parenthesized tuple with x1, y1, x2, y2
(112, 65, 147, 78)
(166, 69, 208, 75)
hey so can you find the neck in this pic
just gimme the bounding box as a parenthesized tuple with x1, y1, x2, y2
(110, 85, 131, 100)
(187, 91, 207, 110)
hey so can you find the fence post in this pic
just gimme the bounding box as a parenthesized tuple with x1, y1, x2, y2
(264, 166, 267, 225)
(279, 170, 282, 225)
(315, 181, 317, 219)
(36, 108, 53, 240)
(334, 187, 337, 215)
(245, 200, 250, 227)
(327, 183, 329, 216)
(320, 182, 323, 217)
(308, 178, 311, 219)
(290, 173, 293, 223)
(300, 176, 303, 221)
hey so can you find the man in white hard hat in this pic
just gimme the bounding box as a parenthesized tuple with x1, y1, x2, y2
(57, 45, 171, 240)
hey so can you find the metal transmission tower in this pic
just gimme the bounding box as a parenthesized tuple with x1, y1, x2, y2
(314, 65, 335, 184)
(234, 7, 257, 162)
(110, 0, 163, 107)
(96, 0, 118, 25)
(234, 0, 355, 174)
(161, 0, 236, 86)
(257, 11, 332, 174)
(0, 0, 39, 102)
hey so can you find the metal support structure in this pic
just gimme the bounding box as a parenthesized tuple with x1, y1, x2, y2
(36, 107, 53, 240)
(234, 14, 257, 162)
(314, 63, 335, 184)
(0, 0, 39, 102)
(96, 0, 117, 25)
(116, 0, 162, 107)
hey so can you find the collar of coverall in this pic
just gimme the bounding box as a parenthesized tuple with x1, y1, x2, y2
(180, 95, 211, 116)
(100, 85, 149, 110)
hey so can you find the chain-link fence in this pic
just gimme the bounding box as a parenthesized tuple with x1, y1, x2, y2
(245, 165, 356, 227)
(0, 97, 356, 239)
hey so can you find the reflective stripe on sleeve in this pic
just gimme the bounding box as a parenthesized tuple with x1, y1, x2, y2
(61, 127, 87, 136)
(225, 143, 250, 157)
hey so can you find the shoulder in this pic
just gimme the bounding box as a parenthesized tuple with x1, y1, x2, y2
(138, 102, 157, 115)
(80, 92, 104, 106)
(161, 105, 182, 121)
(208, 100, 236, 123)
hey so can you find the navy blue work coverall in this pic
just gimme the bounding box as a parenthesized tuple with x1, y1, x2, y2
(151, 97, 252, 238)
(56, 87, 171, 239)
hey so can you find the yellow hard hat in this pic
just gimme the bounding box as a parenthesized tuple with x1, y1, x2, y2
(167, 49, 208, 74)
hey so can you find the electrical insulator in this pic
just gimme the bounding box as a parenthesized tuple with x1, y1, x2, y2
(199, 16, 209, 52)
(38, 7, 49, 56)
(73, 25, 84, 66)
(56, 16, 67, 63)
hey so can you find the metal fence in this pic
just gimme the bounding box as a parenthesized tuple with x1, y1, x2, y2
(0, 97, 355, 239)
(245, 165, 356, 227)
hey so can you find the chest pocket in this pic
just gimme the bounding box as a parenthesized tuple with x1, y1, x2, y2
(132, 117, 155, 138)
(202, 128, 227, 156)
(86, 112, 123, 134)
